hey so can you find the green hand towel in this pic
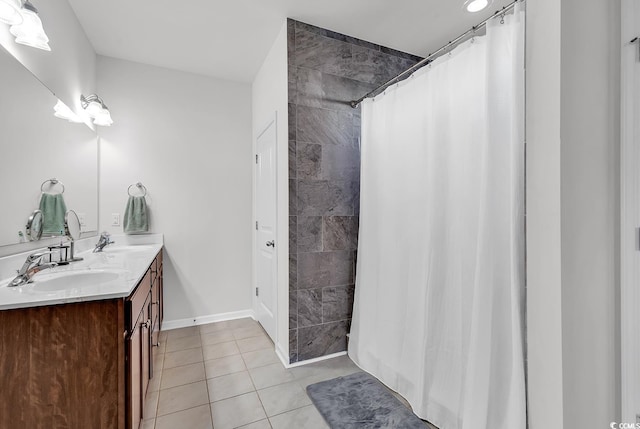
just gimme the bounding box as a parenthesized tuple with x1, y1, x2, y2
(123, 196, 149, 234)
(39, 193, 67, 235)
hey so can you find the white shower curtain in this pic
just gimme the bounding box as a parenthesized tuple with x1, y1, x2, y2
(348, 5, 525, 429)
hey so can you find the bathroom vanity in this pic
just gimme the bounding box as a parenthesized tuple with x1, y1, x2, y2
(0, 242, 163, 429)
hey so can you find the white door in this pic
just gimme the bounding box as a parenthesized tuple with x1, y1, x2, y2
(255, 118, 277, 342)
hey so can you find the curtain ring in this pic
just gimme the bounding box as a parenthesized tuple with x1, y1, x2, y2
(500, 12, 505, 24)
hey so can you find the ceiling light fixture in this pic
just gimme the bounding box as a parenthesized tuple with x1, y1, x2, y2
(80, 94, 113, 126)
(0, 0, 23, 25)
(53, 100, 82, 123)
(464, 0, 491, 13)
(9, 0, 50, 51)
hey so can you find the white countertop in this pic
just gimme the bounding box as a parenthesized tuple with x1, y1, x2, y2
(0, 234, 163, 310)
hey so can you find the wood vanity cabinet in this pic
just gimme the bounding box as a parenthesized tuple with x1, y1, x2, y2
(0, 248, 164, 429)
(126, 249, 164, 429)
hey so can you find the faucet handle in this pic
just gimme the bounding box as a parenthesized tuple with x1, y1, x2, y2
(27, 251, 52, 263)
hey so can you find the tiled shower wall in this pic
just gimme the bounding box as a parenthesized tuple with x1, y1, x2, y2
(287, 19, 420, 363)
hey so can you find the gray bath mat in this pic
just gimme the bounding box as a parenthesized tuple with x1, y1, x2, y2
(306, 371, 427, 429)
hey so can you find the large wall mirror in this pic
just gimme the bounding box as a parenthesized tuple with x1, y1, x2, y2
(0, 44, 98, 250)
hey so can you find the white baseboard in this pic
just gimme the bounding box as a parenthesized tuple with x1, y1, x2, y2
(162, 309, 256, 331)
(279, 351, 348, 369)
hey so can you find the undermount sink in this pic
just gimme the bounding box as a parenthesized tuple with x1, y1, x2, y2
(101, 245, 155, 254)
(31, 270, 122, 292)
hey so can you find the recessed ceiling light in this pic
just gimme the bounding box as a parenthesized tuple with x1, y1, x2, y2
(465, 0, 491, 12)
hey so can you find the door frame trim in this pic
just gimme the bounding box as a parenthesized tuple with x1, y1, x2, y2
(253, 113, 279, 344)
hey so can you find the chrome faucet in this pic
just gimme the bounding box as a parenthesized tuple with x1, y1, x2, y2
(8, 251, 58, 287)
(93, 232, 114, 253)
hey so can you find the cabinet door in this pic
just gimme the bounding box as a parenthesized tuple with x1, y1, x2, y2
(141, 297, 151, 402)
(127, 316, 142, 429)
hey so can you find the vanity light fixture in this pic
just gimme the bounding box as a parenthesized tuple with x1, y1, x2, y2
(53, 100, 82, 123)
(464, 0, 491, 12)
(9, 0, 50, 51)
(0, 0, 23, 25)
(80, 94, 113, 126)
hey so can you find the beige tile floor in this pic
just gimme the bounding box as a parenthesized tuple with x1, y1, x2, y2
(144, 317, 436, 429)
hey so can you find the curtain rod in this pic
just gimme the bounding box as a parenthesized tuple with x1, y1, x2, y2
(349, 0, 521, 108)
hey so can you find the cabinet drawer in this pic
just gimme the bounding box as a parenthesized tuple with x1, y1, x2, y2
(128, 270, 151, 331)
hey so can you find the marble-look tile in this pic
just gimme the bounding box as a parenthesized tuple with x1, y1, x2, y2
(289, 216, 297, 252)
(287, 19, 296, 65)
(348, 45, 418, 85)
(161, 362, 206, 390)
(269, 405, 329, 429)
(323, 216, 358, 251)
(297, 252, 331, 289)
(155, 404, 213, 429)
(322, 285, 355, 323)
(156, 381, 209, 416)
(297, 288, 323, 327)
(297, 321, 349, 361)
(321, 143, 360, 182)
(211, 392, 267, 429)
(249, 363, 296, 390)
(296, 180, 355, 217)
(204, 355, 247, 379)
(207, 371, 255, 402)
(295, 28, 352, 79)
(296, 67, 377, 113)
(289, 329, 298, 363)
(297, 216, 322, 252)
(379, 45, 423, 62)
(164, 347, 204, 369)
(329, 251, 355, 286)
(257, 380, 312, 417)
(288, 103, 297, 141)
(288, 69, 298, 106)
(288, 139, 296, 179)
(289, 179, 297, 215)
(297, 143, 322, 180)
(289, 291, 298, 329)
(296, 106, 353, 146)
(298, 251, 354, 289)
(289, 252, 297, 291)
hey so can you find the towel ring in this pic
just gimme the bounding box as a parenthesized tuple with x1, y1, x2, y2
(40, 178, 65, 194)
(128, 182, 147, 197)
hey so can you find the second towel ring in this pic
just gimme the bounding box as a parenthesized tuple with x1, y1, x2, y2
(128, 182, 148, 197)
(41, 178, 65, 194)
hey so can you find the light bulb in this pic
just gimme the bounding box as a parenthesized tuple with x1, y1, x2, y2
(10, 4, 51, 51)
(466, 0, 489, 12)
(93, 109, 113, 126)
(0, 0, 23, 25)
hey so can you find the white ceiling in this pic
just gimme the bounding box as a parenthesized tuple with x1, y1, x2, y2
(67, 0, 513, 84)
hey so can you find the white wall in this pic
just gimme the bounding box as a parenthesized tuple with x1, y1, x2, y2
(527, 0, 621, 427)
(525, 0, 565, 426)
(560, 0, 620, 426)
(97, 56, 253, 324)
(0, 0, 96, 121)
(251, 22, 289, 359)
